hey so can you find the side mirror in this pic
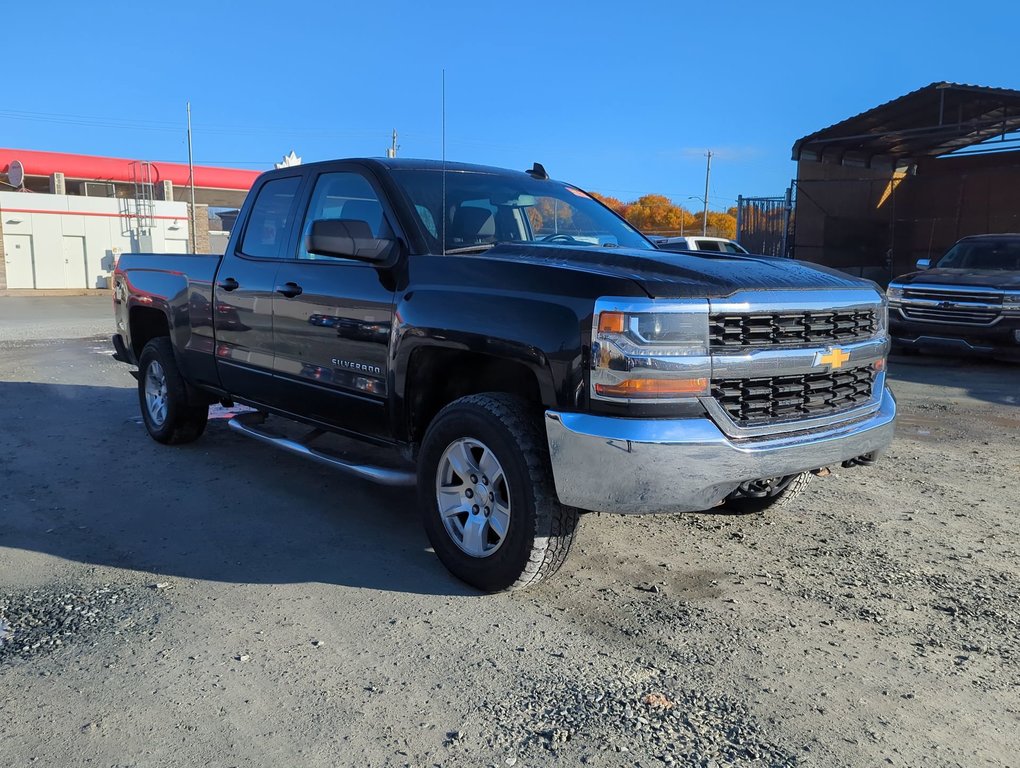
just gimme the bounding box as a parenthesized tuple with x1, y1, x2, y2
(307, 219, 396, 263)
(915, 258, 931, 270)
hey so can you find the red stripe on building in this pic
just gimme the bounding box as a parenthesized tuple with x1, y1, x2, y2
(0, 148, 261, 191)
(2, 207, 189, 221)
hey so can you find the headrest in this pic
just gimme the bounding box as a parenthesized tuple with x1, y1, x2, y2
(450, 206, 495, 242)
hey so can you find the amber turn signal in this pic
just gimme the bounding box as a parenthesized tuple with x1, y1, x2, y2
(598, 311, 626, 334)
(594, 377, 708, 398)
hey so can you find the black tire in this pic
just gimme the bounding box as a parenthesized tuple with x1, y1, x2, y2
(722, 472, 812, 514)
(137, 337, 208, 445)
(417, 393, 578, 592)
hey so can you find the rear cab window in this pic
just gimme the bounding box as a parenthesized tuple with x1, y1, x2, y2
(695, 240, 722, 252)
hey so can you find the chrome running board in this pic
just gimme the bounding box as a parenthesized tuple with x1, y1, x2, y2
(228, 412, 416, 487)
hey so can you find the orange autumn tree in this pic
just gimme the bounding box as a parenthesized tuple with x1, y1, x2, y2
(527, 190, 736, 240)
(622, 194, 695, 236)
(688, 210, 737, 239)
(589, 192, 629, 217)
(527, 196, 575, 234)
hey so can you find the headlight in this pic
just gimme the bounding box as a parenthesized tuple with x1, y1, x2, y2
(1003, 291, 1020, 314)
(591, 298, 710, 401)
(886, 285, 904, 303)
(876, 295, 889, 334)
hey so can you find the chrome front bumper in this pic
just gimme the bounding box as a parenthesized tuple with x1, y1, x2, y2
(544, 386, 896, 514)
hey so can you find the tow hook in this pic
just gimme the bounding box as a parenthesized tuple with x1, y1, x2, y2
(840, 452, 880, 468)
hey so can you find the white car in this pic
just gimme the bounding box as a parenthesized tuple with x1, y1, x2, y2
(653, 236, 749, 254)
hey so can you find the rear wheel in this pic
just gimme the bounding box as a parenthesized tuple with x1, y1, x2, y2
(418, 393, 578, 592)
(137, 337, 208, 445)
(723, 472, 812, 514)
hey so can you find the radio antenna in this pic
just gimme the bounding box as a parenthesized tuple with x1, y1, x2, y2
(441, 68, 446, 256)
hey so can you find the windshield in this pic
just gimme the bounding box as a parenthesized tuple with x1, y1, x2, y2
(390, 169, 652, 253)
(935, 239, 1020, 271)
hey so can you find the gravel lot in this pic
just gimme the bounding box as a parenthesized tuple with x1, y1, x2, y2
(1, 296, 1017, 767)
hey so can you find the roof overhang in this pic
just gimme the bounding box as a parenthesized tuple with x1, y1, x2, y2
(792, 82, 1020, 169)
(0, 148, 262, 191)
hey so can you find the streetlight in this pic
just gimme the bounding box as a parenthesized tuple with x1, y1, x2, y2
(684, 195, 706, 237)
(702, 150, 712, 236)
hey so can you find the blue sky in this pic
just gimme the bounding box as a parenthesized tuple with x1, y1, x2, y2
(3, 0, 1017, 210)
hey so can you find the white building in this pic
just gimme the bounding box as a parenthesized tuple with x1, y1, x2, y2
(1, 148, 259, 290)
(0, 191, 191, 289)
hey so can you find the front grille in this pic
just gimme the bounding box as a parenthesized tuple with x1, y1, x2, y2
(709, 309, 876, 349)
(900, 306, 1000, 325)
(903, 287, 1002, 304)
(900, 287, 1002, 326)
(712, 365, 876, 426)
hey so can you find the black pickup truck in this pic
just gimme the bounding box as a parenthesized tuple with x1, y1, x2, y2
(887, 234, 1020, 360)
(113, 158, 896, 591)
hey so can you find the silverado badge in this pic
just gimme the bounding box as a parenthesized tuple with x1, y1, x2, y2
(815, 347, 851, 370)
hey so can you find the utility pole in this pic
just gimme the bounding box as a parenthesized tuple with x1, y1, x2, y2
(187, 101, 198, 253)
(702, 150, 712, 237)
(387, 129, 399, 158)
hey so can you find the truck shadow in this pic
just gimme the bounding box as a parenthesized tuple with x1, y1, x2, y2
(0, 381, 476, 597)
(887, 353, 1019, 407)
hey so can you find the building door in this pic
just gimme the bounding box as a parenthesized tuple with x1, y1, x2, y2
(62, 236, 88, 288)
(2, 234, 36, 289)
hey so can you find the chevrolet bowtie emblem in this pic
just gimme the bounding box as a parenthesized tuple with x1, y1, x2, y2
(816, 347, 850, 369)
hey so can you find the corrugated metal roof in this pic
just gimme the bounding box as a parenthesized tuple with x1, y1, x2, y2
(792, 82, 1020, 166)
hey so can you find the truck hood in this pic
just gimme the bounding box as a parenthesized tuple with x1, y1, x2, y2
(478, 243, 876, 298)
(892, 268, 1020, 291)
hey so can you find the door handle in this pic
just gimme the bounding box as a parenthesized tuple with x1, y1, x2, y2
(276, 281, 303, 298)
(219, 277, 240, 292)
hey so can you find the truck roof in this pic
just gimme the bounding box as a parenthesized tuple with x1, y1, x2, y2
(262, 157, 542, 179)
(958, 233, 1020, 240)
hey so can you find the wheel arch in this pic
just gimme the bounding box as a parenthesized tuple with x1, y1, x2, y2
(128, 305, 172, 359)
(402, 346, 547, 447)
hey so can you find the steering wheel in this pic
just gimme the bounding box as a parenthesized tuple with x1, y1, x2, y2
(539, 234, 579, 244)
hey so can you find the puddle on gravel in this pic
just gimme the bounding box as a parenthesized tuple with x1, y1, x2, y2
(895, 414, 943, 441)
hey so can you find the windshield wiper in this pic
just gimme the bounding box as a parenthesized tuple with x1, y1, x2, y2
(444, 243, 497, 254)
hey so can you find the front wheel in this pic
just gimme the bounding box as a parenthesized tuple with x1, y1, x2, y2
(137, 337, 208, 445)
(417, 393, 578, 592)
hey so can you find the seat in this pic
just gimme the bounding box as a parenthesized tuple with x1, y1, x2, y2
(449, 206, 495, 245)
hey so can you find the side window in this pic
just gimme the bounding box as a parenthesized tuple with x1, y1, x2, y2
(696, 240, 722, 252)
(239, 176, 301, 259)
(298, 172, 392, 260)
(415, 204, 437, 238)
